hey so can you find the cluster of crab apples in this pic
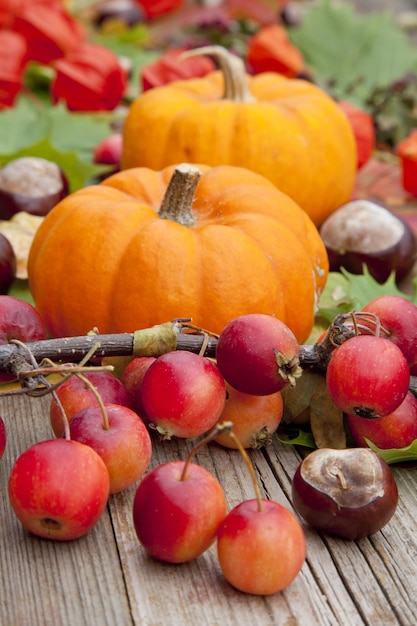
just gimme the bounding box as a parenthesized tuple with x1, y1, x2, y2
(0, 292, 417, 595)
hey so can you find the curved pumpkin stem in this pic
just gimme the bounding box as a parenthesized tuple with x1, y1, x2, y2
(159, 163, 201, 226)
(180, 45, 255, 103)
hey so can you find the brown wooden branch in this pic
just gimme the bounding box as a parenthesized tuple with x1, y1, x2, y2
(0, 316, 415, 399)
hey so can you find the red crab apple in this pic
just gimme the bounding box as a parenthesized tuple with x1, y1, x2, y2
(361, 295, 417, 368)
(0, 295, 47, 382)
(140, 350, 226, 439)
(93, 134, 123, 179)
(133, 460, 227, 563)
(0, 416, 6, 459)
(121, 356, 156, 424)
(217, 499, 306, 595)
(0, 295, 47, 344)
(49, 370, 133, 437)
(69, 403, 152, 494)
(214, 383, 283, 449)
(291, 447, 398, 540)
(8, 438, 110, 540)
(215, 314, 301, 396)
(347, 391, 417, 450)
(326, 334, 410, 418)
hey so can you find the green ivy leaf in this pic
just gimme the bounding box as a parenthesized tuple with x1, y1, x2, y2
(0, 98, 50, 155)
(317, 267, 417, 322)
(290, 0, 417, 106)
(276, 425, 317, 449)
(0, 98, 118, 190)
(366, 438, 417, 464)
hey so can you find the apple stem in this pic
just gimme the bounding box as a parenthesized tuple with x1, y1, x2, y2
(180, 421, 234, 481)
(227, 430, 264, 513)
(51, 389, 71, 441)
(75, 372, 110, 431)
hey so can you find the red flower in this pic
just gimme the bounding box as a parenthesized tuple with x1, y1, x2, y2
(51, 42, 128, 111)
(0, 30, 28, 109)
(141, 48, 215, 91)
(0, 0, 64, 27)
(397, 130, 417, 197)
(12, 2, 85, 64)
(246, 24, 306, 78)
(337, 101, 375, 170)
(134, 0, 184, 20)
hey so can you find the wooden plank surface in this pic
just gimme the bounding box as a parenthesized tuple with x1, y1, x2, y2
(1, 392, 417, 626)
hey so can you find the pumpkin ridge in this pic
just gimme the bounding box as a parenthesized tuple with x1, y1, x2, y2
(218, 213, 317, 341)
(28, 164, 329, 341)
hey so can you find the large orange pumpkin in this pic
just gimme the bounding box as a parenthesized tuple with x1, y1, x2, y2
(28, 163, 328, 343)
(121, 45, 357, 226)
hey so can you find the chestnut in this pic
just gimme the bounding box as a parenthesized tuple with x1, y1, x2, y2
(319, 200, 417, 284)
(0, 157, 69, 220)
(291, 447, 398, 540)
(0, 232, 16, 294)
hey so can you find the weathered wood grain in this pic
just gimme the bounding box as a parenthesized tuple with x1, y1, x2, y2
(0, 393, 133, 626)
(1, 392, 417, 626)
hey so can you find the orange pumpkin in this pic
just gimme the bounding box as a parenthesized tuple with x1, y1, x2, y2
(28, 163, 328, 343)
(121, 45, 357, 226)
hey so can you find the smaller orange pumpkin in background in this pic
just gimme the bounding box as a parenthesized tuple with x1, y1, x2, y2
(122, 45, 357, 227)
(28, 163, 328, 343)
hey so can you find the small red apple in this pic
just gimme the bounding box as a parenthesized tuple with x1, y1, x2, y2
(214, 383, 283, 449)
(141, 351, 226, 439)
(215, 314, 301, 396)
(0, 416, 6, 459)
(217, 499, 306, 595)
(0, 295, 47, 382)
(347, 391, 417, 450)
(121, 356, 156, 424)
(361, 295, 417, 368)
(93, 134, 123, 179)
(49, 370, 133, 437)
(133, 460, 227, 563)
(326, 335, 410, 418)
(69, 403, 152, 494)
(8, 438, 110, 540)
(0, 295, 47, 344)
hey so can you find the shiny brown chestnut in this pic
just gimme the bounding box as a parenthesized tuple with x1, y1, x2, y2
(320, 200, 416, 284)
(0, 232, 16, 294)
(0, 157, 69, 220)
(291, 447, 398, 540)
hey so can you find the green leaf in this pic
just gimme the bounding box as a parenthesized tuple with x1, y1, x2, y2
(290, 0, 417, 106)
(341, 266, 417, 307)
(0, 99, 118, 190)
(316, 271, 354, 324)
(47, 103, 121, 162)
(0, 97, 50, 155)
(317, 267, 417, 321)
(366, 437, 417, 464)
(9, 280, 34, 306)
(276, 425, 317, 449)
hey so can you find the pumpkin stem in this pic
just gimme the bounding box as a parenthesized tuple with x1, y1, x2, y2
(179, 45, 255, 103)
(159, 163, 201, 226)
